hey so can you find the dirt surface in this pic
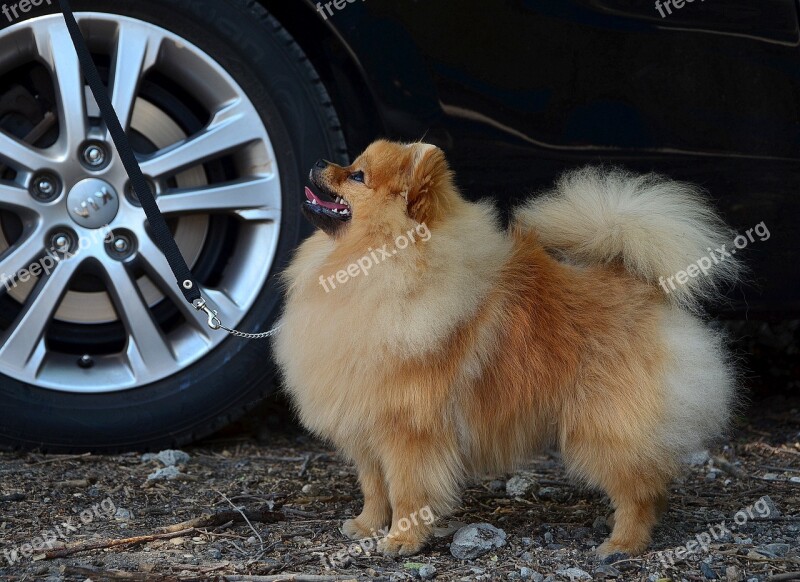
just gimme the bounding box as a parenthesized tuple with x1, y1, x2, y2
(0, 390, 798, 582)
(1, 321, 798, 582)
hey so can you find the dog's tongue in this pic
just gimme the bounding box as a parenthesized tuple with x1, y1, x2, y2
(305, 186, 349, 211)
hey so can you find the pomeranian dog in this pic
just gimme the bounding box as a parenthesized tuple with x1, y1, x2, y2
(274, 140, 740, 558)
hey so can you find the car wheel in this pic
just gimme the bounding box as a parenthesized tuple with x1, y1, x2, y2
(0, 0, 346, 451)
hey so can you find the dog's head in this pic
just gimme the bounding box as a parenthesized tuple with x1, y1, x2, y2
(302, 140, 455, 237)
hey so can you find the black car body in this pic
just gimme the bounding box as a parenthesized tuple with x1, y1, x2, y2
(267, 0, 800, 314)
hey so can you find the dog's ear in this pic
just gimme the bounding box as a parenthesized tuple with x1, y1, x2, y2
(405, 143, 453, 225)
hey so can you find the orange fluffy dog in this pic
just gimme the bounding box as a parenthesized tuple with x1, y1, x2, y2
(274, 140, 739, 558)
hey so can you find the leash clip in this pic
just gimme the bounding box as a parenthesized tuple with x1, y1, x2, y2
(193, 298, 221, 330)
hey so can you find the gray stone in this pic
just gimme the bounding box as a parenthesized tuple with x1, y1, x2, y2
(756, 543, 789, 557)
(113, 507, 132, 521)
(156, 449, 191, 467)
(450, 523, 507, 560)
(418, 564, 436, 580)
(146, 466, 181, 481)
(506, 475, 536, 497)
(700, 562, 719, 579)
(556, 567, 592, 581)
(758, 495, 781, 518)
(592, 515, 609, 534)
(594, 564, 621, 577)
(686, 450, 710, 466)
(488, 479, 506, 492)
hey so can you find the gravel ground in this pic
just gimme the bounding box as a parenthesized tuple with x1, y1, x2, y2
(0, 392, 798, 582)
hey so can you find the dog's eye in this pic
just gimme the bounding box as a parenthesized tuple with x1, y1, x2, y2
(349, 171, 365, 183)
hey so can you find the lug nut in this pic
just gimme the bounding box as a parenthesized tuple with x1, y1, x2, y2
(50, 232, 72, 253)
(30, 172, 61, 202)
(113, 237, 129, 253)
(106, 231, 135, 260)
(81, 143, 108, 169)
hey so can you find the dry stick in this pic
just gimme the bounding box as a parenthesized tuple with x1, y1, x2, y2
(223, 575, 357, 581)
(215, 490, 265, 548)
(768, 574, 800, 582)
(63, 565, 185, 581)
(41, 509, 284, 560)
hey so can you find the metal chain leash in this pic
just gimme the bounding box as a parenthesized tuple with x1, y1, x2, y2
(193, 299, 282, 339)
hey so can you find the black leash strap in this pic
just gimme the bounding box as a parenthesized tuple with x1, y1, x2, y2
(58, 0, 201, 303)
(57, 1, 281, 338)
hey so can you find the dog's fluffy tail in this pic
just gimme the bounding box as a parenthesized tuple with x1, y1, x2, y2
(515, 167, 742, 311)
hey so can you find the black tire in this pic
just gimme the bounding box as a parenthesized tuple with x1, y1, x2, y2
(0, 0, 346, 452)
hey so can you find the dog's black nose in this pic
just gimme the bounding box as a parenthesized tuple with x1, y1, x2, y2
(314, 159, 328, 169)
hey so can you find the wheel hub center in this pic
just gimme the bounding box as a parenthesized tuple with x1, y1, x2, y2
(66, 178, 120, 229)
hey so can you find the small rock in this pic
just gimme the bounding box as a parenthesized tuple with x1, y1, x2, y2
(762, 473, 780, 481)
(700, 562, 719, 579)
(450, 523, 507, 560)
(592, 516, 609, 534)
(686, 450, 710, 466)
(169, 537, 186, 546)
(521, 537, 533, 547)
(157, 449, 191, 467)
(418, 564, 436, 579)
(520, 567, 532, 579)
(602, 552, 629, 565)
(544, 531, 554, 544)
(531, 574, 544, 582)
(537, 486, 565, 501)
(759, 495, 781, 517)
(506, 476, 535, 497)
(594, 564, 621, 577)
(301, 483, 320, 496)
(208, 548, 222, 560)
(114, 507, 132, 521)
(140, 452, 157, 462)
(556, 567, 592, 581)
(725, 565, 741, 582)
(735, 536, 752, 545)
(756, 543, 789, 557)
(705, 471, 717, 481)
(790, 476, 800, 484)
(146, 466, 182, 481)
(488, 480, 506, 492)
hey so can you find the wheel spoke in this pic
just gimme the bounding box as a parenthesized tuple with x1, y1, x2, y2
(136, 235, 210, 338)
(204, 288, 248, 324)
(101, 260, 177, 375)
(0, 131, 51, 173)
(34, 22, 88, 149)
(140, 99, 263, 178)
(0, 254, 81, 371)
(0, 182, 40, 214)
(156, 175, 280, 219)
(109, 23, 163, 135)
(0, 229, 46, 288)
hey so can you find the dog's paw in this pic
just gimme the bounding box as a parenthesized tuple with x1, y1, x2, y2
(342, 518, 379, 540)
(377, 533, 425, 557)
(597, 539, 641, 560)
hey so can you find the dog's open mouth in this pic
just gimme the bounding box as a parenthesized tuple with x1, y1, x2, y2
(304, 185, 352, 220)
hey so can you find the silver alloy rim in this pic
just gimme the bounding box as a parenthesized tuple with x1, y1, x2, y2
(0, 14, 282, 393)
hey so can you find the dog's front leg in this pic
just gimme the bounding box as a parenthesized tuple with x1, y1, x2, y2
(376, 430, 462, 556)
(342, 454, 392, 540)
